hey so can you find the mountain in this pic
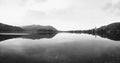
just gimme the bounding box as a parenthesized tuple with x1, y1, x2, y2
(22, 25, 57, 31)
(0, 22, 58, 34)
(0, 23, 24, 33)
(22, 25, 57, 34)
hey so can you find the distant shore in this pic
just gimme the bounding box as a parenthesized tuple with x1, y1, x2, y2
(0, 33, 29, 35)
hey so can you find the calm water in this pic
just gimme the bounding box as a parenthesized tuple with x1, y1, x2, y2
(0, 33, 120, 63)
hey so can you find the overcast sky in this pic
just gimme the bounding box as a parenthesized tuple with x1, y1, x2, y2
(0, 0, 120, 30)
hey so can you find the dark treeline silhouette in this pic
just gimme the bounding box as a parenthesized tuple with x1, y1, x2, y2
(37, 29, 57, 34)
(0, 22, 120, 41)
(0, 23, 24, 33)
(0, 23, 57, 34)
(0, 23, 58, 41)
(22, 25, 57, 34)
(74, 22, 120, 41)
(60, 22, 120, 41)
(95, 22, 120, 41)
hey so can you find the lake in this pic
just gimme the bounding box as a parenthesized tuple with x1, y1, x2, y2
(0, 33, 120, 63)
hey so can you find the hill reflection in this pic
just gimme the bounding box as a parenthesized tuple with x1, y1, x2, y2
(0, 35, 21, 41)
(0, 33, 57, 42)
(63, 32, 120, 41)
(76, 31, 120, 41)
(0, 32, 120, 41)
(21, 33, 57, 40)
(95, 33, 120, 41)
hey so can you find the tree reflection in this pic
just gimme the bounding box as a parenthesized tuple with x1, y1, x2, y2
(0, 35, 21, 41)
(0, 33, 57, 42)
(21, 33, 57, 40)
(96, 32, 120, 41)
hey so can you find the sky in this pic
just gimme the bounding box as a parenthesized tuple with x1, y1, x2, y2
(0, 0, 120, 30)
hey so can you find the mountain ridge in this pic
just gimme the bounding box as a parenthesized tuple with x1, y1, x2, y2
(0, 23, 57, 34)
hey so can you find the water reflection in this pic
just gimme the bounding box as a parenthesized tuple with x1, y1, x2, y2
(21, 33, 57, 40)
(66, 32, 120, 41)
(97, 33, 120, 41)
(89, 32, 120, 41)
(0, 33, 57, 42)
(0, 33, 120, 63)
(0, 32, 120, 41)
(0, 35, 21, 41)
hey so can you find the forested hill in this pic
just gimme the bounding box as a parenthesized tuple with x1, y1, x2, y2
(0, 23, 57, 33)
(96, 22, 120, 34)
(22, 25, 57, 33)
(0, 23, 24, 33)
(22, 25, 57, 31)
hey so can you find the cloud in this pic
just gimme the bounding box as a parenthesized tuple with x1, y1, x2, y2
(0, 0, 116, 29)
(0, 0, 72, 25)
(28, 0, 73, 15)
(0, 0, 29, 24)
(104, 0, 120, 16)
